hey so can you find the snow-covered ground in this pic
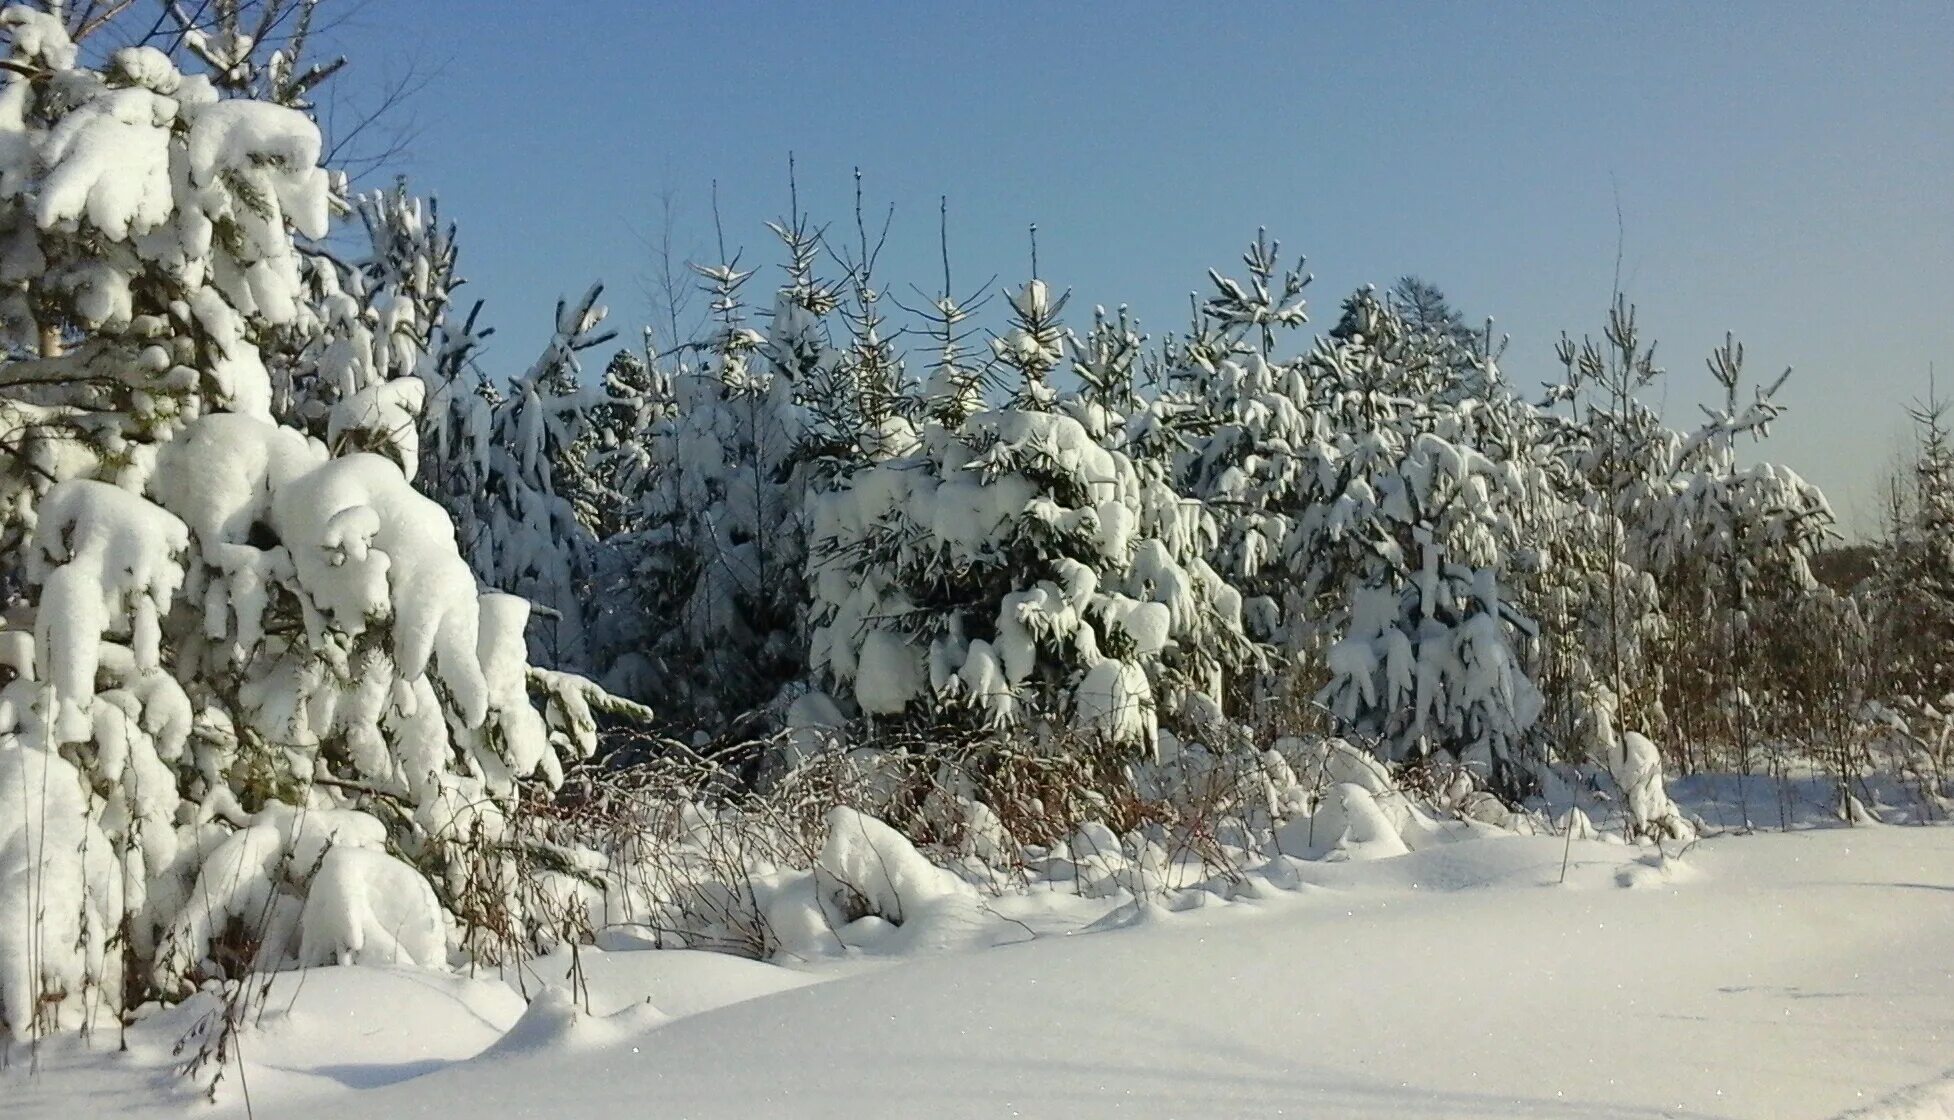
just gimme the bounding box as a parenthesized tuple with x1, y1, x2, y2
(8, 819, 1954, 1120)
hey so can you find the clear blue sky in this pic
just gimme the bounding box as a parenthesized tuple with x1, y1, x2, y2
(327, 1, 1953, 534)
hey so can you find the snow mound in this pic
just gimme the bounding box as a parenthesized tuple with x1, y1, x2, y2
(299, 847, 447, 969)
(811, 808, 991, 953)
(1606, 728, 1696, 842)
(476, 986, 667, 1060)
(1311, 783, 1413, 860)
(1266, 739, 1476, 859)
(815, 807, 970, 927)
(534, 943, 820, 1018)
(153, 806, 433, 987)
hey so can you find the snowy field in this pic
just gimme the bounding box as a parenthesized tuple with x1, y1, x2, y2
(9, 817, 1954, 1120)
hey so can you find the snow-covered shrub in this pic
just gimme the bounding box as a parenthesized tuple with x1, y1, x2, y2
(510, 723, 1530, 963)
(1260, 735, 1467, 858)
(150, 805, 445, 986)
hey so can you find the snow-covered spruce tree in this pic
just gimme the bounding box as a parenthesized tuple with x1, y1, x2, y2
(1065, 298, 1262, 732)
(0, 10, 630, 1038)
(595, 213, 810, 731)
(603, 171, 924, 734)
(417, 285, 613, 669)
(916, 198, 989, 430)
(1300, 290, 1552, 791)
(1386, 275, 1501, 399)
(1173, 348, 1319, 655)
(826, 168, 915, 463)
(807, 272, 1255, 757)
(1861, 397, 1954, 786)
(576, 343, 676, 703)
(555, 342, 666, 543)
(1389, 275, 1479, 352)
(236, 179, 468, 505)
(993, 272, 1069, 412)
(300, 171, 618, 672)
(585, 331, 732, 718)
(1170, 234, 1321, 656)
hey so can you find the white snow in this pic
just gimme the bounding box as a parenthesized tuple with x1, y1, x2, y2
(29, 480, 189, 741)
(9, 822, 1954, 1119)
(1838, 1074, 1954, 1120)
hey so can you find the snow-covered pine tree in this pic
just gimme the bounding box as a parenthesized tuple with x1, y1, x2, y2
(1540, 302, 1826, 833)
(557, 342, 665, 543)
(1063, 299, 1262, 732)
(286, 182, 462, 476)
(1641, 334, 1831, 796)
(1533, 301, 1677, 775)
(1202, 228, 1309, 361)
(584, 339, 697, 708)
(1165, 253, 1549, 785)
